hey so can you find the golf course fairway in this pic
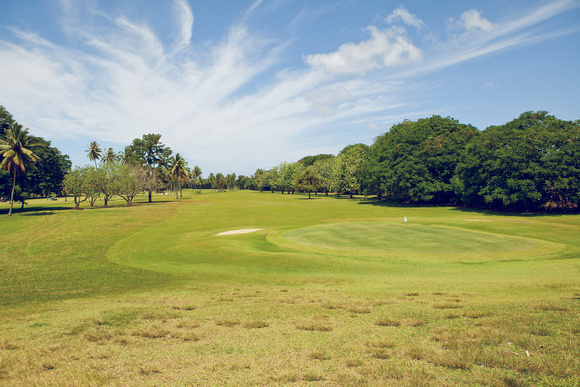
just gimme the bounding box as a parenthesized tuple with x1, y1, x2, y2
(0, 190, 578, 386)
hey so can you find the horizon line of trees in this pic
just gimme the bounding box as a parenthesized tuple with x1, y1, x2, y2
(3, 105, 578, 214)
(246, 111, 580, 212)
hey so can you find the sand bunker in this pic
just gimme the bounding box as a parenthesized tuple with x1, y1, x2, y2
(217, 228, 263, 236)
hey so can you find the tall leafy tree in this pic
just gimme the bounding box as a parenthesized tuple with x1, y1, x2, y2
(124, 134, 172, 202)
(86, 141, 102, 167)
(455, 111, 580, 211)
(312, 157, 336, 196)
(0, 123, 44, 215)
(294, 167, 322, 199)
(369, 116, 478, 204)
(332, 144, 369, 198)
(16, 137, 71, 198)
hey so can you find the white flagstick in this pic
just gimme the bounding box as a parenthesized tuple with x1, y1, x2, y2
(404, 216, 407, 239)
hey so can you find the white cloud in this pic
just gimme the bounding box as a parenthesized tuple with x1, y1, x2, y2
(455, 9, 495, 32)
(304, 26, 422, 75)
(386, 6, 424, 29)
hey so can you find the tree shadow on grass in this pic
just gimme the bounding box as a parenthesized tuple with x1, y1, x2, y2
(0, 206, 70, 216)
(356, 197, 576, 217)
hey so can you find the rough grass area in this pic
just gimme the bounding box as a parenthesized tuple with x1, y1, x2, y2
(0, 190, 579, 385)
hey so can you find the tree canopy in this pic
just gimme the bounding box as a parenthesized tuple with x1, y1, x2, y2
(366, 116, 478, 204)
(454, 111, 580, 211)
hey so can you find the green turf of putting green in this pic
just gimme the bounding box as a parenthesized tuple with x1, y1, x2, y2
(281, 222, 538, 254)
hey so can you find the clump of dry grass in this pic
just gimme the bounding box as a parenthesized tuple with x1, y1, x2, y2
(295, 320, 332, 331)
(534, 304, 568, 312)
(375, 317, 401, 327)
(404, 318, 425, 327)
(172, 304, 197, 311)
(433, 302, 462, 309)
(302, 372, 325, 381)
(179, 332, 202, 342)
(464, 310, 492, 319)
(345, 359, 363, 367)
(348, 304, 371, 314)
(215, 318, 240, 327)
(1, 339, 19, 350)
(83, 327, 115, 342)
(132, 324, 171, 339)
(243, 320, 268, 329)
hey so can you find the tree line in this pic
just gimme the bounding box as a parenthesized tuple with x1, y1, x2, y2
(247, 111, 580, 212)
(2, 105, 578, 214)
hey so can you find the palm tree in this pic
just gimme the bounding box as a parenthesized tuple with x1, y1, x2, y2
(192, 165, 202, 193)
(0, 123, 44, 215)
(101, 147, 117, 166)
(86, 141, 102, 167)
(170, 153, 188, 198)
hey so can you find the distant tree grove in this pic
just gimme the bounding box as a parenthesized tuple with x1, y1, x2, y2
(249, 111, 580, 211)
(1, 105, 578, 213)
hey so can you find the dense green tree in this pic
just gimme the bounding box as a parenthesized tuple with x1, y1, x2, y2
(226, 173, 236, 190)
(369, 116, 478, 204)
(237, 175, 250, 190)
(275, 162, 303, 194)
(455, 111, 580, 211)
(294, 167, 322, 199)
(333, 144, 369, 198)
(250, 169, 266, 191)
(124, 134, 172, 202)
(215, 173, 226, 191)
(19, 138, 71, 198)
(298, 154, 334, 167)
(312, 157, 336, 196)
(0, 123, 45, 215)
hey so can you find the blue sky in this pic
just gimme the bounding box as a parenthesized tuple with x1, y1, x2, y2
(1, 0, 578, 176)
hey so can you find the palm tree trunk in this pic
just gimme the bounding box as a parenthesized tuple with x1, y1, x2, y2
(8, 171, 16, 216)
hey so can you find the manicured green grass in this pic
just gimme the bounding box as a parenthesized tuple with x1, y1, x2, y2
(0, 190, 578, 385)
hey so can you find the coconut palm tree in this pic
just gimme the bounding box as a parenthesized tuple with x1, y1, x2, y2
(170, 153, 188, 198)
(101, 147, 118, 166)
(192, 165, 202, 193)
(86, 141, 102, 167)
(0, 123, 44, 215)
